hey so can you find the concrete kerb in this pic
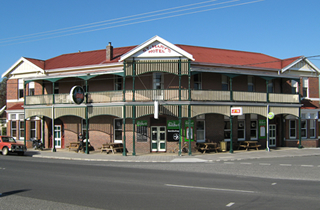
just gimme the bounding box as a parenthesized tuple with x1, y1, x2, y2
(27, 147, 320, 163)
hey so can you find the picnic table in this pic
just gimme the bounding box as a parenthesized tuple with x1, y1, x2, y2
(101, 143, 125, 154)
(239, 141, 261, 151)
(68, 142, 80, 151)
(197, 142, 220, 154)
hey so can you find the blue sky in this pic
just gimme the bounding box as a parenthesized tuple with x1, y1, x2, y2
(1, 0, 320, 79)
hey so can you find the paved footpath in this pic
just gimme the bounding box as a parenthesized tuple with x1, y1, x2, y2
(27, 147, 320, 163)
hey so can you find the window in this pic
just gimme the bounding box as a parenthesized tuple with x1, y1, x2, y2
(196, 120, 205, 142)
(267, 81, 273, 93)
(137, 121, 147, 142)
(153, 73, 163, 90)
(18, 79, 24, 99)
(11, 121, 17, 138)
(114, 75, 122, 90)
(238, 120, 245, 140)
(289, 120, 296, 138)
(29, 82, 35, 96)
(310, 119, 316, 138)
(224, 121, 231, 141)
(114, 119, 123, 143)
(193, 73, 202, 90)
(302, 77, 308, 98)
(19, 121, 24, 139)
(250, 120, 257, 140)
(31, 121, 36, 139)
(54, 83, 59, 94)
(248, 76, 254, 92)
(301, 120, 307, 138)
(222, 75, 229, 91)
(291, 80, 298, 94)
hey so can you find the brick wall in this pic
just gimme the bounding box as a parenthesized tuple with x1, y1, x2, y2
(7, 79, 18, 100)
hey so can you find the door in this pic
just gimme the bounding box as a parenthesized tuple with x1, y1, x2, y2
(54, 125, 62, 148)
(153, 73, 164, 100)
(151, 126, 166, 152)
(269, 124, 276, 147)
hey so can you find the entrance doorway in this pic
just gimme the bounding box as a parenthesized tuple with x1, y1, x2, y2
(151, 126, 166, 152)
(269, 124, 276, 147)
(54, 125, 62, 148)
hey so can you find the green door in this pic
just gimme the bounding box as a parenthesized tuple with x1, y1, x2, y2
(151, 126, 166, 152)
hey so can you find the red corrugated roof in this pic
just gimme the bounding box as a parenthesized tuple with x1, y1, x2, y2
(25, 44, 300, 71)
(7, 103, 24, 110)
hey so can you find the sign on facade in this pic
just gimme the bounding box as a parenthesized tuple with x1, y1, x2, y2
(167, 120, 180, 142)
(231, 107, 242, 115)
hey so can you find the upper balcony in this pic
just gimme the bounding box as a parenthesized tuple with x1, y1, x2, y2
(25, 89, 300, 105)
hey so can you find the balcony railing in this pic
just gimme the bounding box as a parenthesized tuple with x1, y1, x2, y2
(24, 90, 300, 105)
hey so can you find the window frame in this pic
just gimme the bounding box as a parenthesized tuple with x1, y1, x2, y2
(196, 120, 205, 143)
(193, 73, 202, 90)
(237, 120, 245, 140)
(289, 120, 296, 139)
(114, 118, 123, 143)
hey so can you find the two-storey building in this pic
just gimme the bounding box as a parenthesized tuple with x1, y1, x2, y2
(2, 36, 320, 154)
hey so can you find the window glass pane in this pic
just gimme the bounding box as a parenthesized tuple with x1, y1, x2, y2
(115, 131, 122, 140)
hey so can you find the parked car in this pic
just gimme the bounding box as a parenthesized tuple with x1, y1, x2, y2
(0, 136, 27, 156)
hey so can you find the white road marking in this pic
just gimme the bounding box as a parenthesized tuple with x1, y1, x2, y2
(165, 184, 255, 193)
(226, 202, 235, 207)
(240, 162, 252, 165)
(224, 162, 234, 164)
(301, 165, 313, 167)
(280, 164, 292, 166)
(271, 183, 277, 185)
(259, 163, 271, 166)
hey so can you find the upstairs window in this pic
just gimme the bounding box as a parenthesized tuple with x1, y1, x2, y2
(302, 77, 308, 98)
(29, 82, 35, 96)
(221, 75, 229, 91)
(267, 81, 273, 93)
(193, 73, 202, 90)
(248, 76, 254, 92)
(114, 75, 122, 90)
(153, 73, 163, 90)
(54, 83, 59, 94)
(291, 80, 298, 94)
(18, 79, 24, 99)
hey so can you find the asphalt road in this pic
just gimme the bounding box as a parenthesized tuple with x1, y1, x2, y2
(0, 155, 319, 209)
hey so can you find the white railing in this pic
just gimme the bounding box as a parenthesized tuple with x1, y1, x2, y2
(233, 91, 266, 102)
(269, 93, 299, 103)
(191, 90, 230, 101)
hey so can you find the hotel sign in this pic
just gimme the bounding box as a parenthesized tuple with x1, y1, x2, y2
(70, 86, 85, 105)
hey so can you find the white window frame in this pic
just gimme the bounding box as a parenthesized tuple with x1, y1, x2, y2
(291, 80, 298, 94)
(19, 120, 24, 140)
(29, 82, 35, 96)
(30, 120, 36, 139)
(250, 120, 258, 140)
(11, 120, 17, 139)
(224, 120, 231, 141)
(18, 79, 24, 99)
(114, 118, 123, 143)
(302, 77, 309, 98)
(289, 120, 296, 139)
(310, 119, 316, 138)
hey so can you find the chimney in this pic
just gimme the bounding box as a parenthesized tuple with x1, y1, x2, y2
(106, 42, 113, 61)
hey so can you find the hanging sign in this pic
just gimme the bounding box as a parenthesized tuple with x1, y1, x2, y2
(185, 120, 194, 142)
(70, 86, 85, 104)
(231, 107, 243, 115)
(259, 119, 266, 139)
(167, 120, 180, 142)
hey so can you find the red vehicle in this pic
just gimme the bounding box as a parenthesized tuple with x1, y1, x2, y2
(0, 136, 27, 156)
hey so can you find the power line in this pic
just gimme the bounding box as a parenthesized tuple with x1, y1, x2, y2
(0, 0, 264, 46)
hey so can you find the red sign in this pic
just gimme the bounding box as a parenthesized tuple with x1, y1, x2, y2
(231, 107, 242, 115)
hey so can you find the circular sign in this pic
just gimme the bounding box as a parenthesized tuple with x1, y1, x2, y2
(70, 86, 85, 104)
(268, 112, 275, 120)
(173, 133, 179, 141)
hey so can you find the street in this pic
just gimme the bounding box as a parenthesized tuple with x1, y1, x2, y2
(0, 155, 319, 209)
